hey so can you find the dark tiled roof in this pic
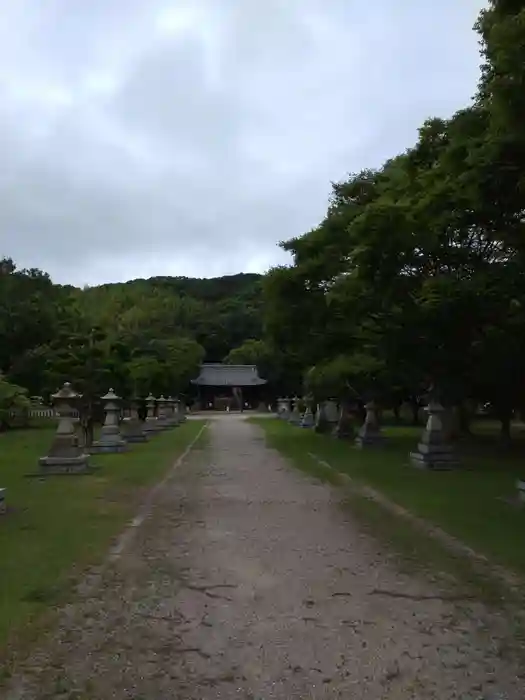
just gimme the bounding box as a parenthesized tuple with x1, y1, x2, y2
(191, 363, 267, 386)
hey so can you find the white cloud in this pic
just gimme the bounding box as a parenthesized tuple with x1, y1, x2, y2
(0, 0, 487, 285)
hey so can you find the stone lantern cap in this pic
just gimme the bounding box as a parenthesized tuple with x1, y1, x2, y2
(157, 395, 167, 403)
(51, 382, 81, 401)
(146, 393, 156, 402)
(101, 388, 121, 402)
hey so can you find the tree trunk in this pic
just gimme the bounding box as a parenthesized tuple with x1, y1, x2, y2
(86, 417, 94, 447)
(79, 403, 95, 448)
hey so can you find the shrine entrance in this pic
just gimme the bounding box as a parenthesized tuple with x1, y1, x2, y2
(191, 364, 267, 411)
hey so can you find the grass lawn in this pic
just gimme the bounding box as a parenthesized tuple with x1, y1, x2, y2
(253, 418, 525, 584)
(0, 419, 206, 656)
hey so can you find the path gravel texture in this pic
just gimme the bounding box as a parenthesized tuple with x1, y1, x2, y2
(4, 416, 524, 699)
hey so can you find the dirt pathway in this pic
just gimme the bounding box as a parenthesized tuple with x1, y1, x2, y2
(4, 416, 524, 699)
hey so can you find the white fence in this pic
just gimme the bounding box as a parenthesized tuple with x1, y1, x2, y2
(8, 407, 80, 419)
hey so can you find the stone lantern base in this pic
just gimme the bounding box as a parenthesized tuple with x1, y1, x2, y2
(153, 417, 170, 430)
(144, 418, 163, 434)
(410, 399, 459, 470)
(37, 433, 92, 474)
(38, 453, 92, 474)
(90, 427, 127, 454)
(122, 419, 148, 443)
(355, 401, 385, 448)
(355, 426, 385, 448)
(410, 442, 458, 470)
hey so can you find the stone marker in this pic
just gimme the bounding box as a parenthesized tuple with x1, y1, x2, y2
(410, 399, 458, 469)
(38, 382, 91, 474)
(144, 394, 162, 434)
(122, 397, 148, 443)
(355, 400, 385, 448)
(289, 397, 302, 426)
(333, 403, 355, 440)
(0, 487, 6, 514)
(90, 389, 127, 453)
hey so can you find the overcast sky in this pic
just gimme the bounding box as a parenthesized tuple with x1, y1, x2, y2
(0, 0, 486, 287)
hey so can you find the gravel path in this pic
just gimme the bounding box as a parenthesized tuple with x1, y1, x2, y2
(4, 416, 524, 699)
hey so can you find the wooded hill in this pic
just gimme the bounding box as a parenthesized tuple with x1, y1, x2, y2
(0, 263, 266, 421)
(72, 272, 264, 363)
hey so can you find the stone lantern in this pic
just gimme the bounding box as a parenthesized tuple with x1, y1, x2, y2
(38, 382, 90, 474)
(355, 400, 385, 448)
(90, 389, 127, 453)
(122, 396, 148, 443)
(410, 399, 458, 469)
(173, 398, 183, 425)
(155, 395, 170, 428)
(324, 399, 339, 429)
(167, 396, 178, 427)
(289, 397, 302, 426)
(144, 393, 161, 433)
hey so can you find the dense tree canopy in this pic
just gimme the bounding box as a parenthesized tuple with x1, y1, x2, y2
(0, 264, 264, 422)
(262, 0, 525, 436)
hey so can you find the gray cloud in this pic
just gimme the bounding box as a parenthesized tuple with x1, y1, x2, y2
(0, 0, 486, 286)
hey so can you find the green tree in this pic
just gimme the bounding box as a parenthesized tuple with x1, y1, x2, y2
(0, 373, 31, 431)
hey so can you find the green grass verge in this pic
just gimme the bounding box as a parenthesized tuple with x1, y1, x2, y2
(0, 420, 206, 654)
(252, 418, 525, 583)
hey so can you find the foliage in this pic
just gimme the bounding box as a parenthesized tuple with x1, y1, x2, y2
(261, 1, 525, 437)
(73, 273, 263, 363)
(0, 263, 262, 420)
(305, 354, 384, 402)
(0, 373, 30, 431)
(223, 339, 283, 385)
